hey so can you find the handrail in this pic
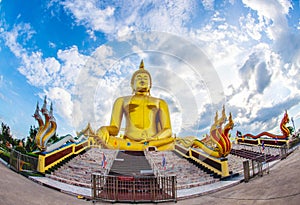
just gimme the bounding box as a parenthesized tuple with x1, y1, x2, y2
(144, 150, 163, 176)
(9, 149, 38, 173)
(103, 149, 118, 176)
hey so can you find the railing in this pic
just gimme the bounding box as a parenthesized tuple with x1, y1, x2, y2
(37, 139, 90, 173)
(144, 150, 162, 176)
(103, 149, 119, 175)
(189, 148, 230, 177)
(243, 154, 270, 182)
(10, 149, 38, 173)
(91, 174, 177, 203)
(280, 145, 288, 159)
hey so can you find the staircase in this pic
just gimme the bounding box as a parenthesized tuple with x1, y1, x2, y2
(109, 151, 154, 176)
(47, 148, 117, 187)
(230, 148, 280, 162)
(99, 151, 158, 202)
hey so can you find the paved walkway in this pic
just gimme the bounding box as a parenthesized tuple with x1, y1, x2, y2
(29, 171, 244, 199)
(29, 158, 278, 199)
(1, 147, 300, 205)
(29, 176, 92, 197)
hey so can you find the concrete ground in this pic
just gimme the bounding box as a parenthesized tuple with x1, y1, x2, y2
(1, 147, 300, 205)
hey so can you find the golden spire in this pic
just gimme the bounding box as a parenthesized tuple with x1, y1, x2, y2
(139, 59, 144, 70)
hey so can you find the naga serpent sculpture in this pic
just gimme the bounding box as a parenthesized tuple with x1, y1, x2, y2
(243, 110, 290, 139)
(204, 106, 233, 157)
(33, 103, 44, 150)
(223, 112, 234, 155)
(176, 106, 234, 158)
(33, 96, 57, 151)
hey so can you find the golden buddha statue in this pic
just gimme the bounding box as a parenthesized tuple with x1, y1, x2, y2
(97, 60, 175, 151)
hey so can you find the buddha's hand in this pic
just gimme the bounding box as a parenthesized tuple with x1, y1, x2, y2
(141, 137, 156, 143)
(97, 126, 110, 144)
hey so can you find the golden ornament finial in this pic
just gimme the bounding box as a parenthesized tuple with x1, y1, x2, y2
(139, 60, 144, 70)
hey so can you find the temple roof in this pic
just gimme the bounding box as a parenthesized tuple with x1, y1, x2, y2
(76, 122, 96, 137)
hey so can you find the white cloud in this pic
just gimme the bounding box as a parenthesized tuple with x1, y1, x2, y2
(61, 0, 196, 38)
(46, 87, 73, 122)
(201, 0, 215, 10)
(3, 24, 58, 87)
(48, 41, 56, 48)
(61, 0, 116, 34)
(2, 24, 27, 58)
(190, 12, 253, 90)
(242, 0, 292, 41)
(19, 52, 56, 87)
(86, 29, 96, 41)
(239, 13, 263, 41)
(1, 23, 91, 133)
(56, 46, 88, 89)
(185, 1, 300, 136)
(2, 0, 300, 137)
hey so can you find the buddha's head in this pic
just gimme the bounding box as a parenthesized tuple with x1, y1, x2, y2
(131, 60, 152, 94)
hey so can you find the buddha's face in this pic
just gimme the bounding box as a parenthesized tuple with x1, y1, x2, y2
(133, 73, 150, 93)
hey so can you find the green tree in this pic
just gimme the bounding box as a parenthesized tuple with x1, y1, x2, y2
(287, 126, 294, 135)
(25, 126, 38, 153)
(1, 122, 12, 144)
(15, 145, 26, 154)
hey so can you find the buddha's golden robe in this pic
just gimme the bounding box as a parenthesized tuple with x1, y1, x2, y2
(98, 94, 174, 151)
(110, 94, 172, 142)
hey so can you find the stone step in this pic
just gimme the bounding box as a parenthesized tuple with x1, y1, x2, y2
(109, 151, 153, 176)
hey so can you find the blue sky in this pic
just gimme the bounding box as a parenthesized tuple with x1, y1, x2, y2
(0, 0, 300, 140)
